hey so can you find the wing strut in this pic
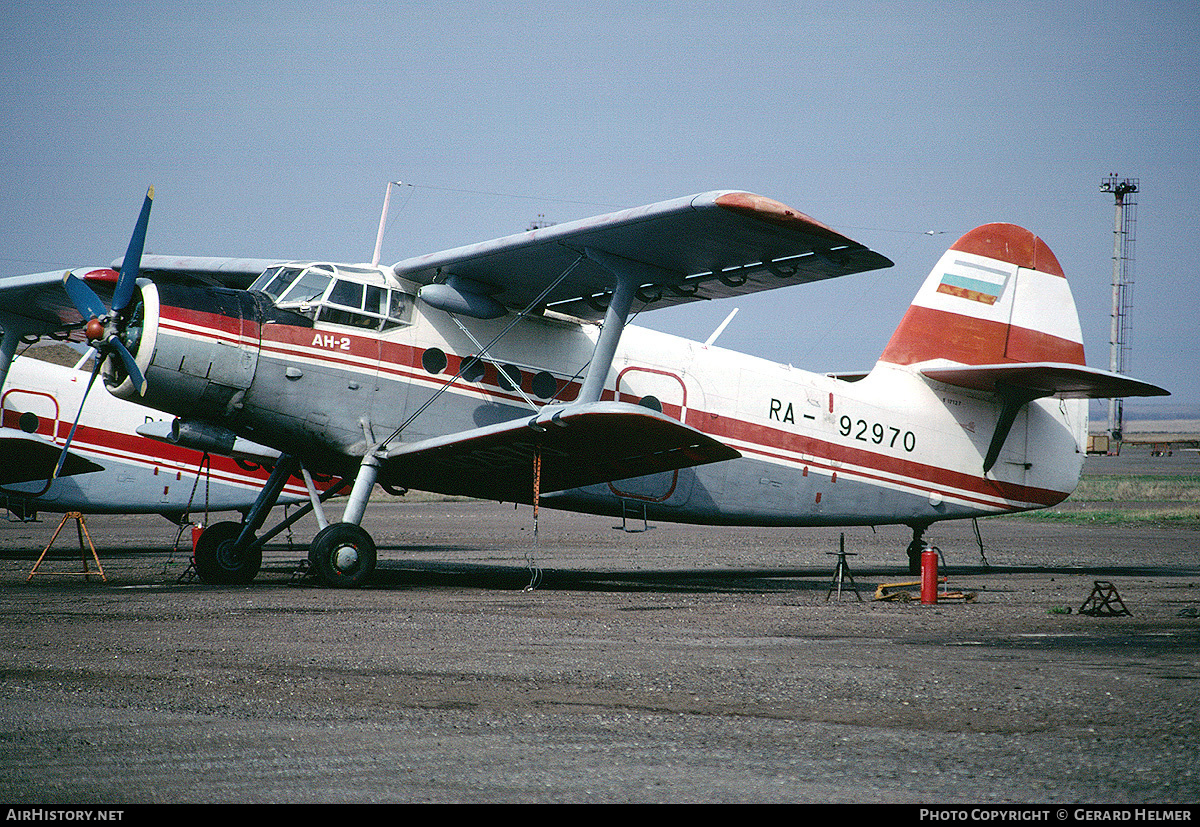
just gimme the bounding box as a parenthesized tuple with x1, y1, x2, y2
(0, 325, 21, 391)
(576, 248, 672, 404)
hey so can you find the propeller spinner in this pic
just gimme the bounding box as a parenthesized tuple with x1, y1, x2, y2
(51, 187, 154, 481)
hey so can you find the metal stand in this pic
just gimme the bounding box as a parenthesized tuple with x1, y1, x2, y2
(27, 512, 106, 582)
(615, 499, 649, 533)
(1079, 581, 1131, 617)
(826, 534, 861, 601)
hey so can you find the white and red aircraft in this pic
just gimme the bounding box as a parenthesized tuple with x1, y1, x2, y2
(0, 347, 321, 513)
(17, 188, 1167, 586)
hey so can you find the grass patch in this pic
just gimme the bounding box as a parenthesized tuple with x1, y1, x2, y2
(1017, 508, 1200, 526)
(1068, 475, 1200, 503)
(1012, 473, 1200, 526)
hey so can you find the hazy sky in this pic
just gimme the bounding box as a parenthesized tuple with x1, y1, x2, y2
(3, 0, 1197, 415)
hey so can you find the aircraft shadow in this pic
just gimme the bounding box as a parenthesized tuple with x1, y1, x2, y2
(368, 560, 842, 593)
(351, 559, 1200, 594)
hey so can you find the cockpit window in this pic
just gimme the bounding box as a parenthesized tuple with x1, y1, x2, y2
(382, 290, 412, 330)
(280, 266, 335, 306)
(327, 279, 364, 310)
(251, 262, 414, 331)
(252, 266, 305, 301)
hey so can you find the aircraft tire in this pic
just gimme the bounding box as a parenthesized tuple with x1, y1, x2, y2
(308, 522, 376, 589)
(193, 521, 262, 585)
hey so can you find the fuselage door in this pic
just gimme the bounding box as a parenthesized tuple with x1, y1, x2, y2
(608, 366, 692, 504)
(2, 387, 60, 443)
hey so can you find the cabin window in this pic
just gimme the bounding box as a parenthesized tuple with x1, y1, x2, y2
(382, 290, 413, 330)
(422, 347, 447, 374)
(531, 370, 558, 400)
(461, 356, 486, 383)
(638, 395, 663, 413)
(498, 364, 523, 392)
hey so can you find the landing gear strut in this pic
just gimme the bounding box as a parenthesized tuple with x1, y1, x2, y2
(905, 523, 931, 576)
(191, 450, 383, 589)
(302, 454, 381, 588)
(191, 454, 349, 586)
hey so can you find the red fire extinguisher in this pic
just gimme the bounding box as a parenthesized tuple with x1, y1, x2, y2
(920, 545, 939, 605)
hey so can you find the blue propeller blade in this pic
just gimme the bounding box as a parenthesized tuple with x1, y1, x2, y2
(107, 335, 147, 396)
(113, 186, 153, 315)
(52, 359, 103, 481)
(61, 271, 108, 321)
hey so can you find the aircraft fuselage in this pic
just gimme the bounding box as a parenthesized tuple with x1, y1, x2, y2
(121, 270, 1086, 530)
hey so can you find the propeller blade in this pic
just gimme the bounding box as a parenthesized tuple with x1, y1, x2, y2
(62, 271, 108, 321)
(113, 186, 154, 315)
(107, 335, 147, 396)
(52, 358, 104, 481)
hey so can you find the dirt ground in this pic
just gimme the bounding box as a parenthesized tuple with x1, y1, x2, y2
(0, 449, 1197, 805)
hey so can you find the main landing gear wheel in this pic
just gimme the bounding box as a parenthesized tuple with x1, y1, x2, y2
(193, 520, 262, 585)
(308, 522, 376, 588)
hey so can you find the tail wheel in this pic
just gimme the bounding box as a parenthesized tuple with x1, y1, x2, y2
(193, 521, 262, 585)
(308, 522, 376, 588)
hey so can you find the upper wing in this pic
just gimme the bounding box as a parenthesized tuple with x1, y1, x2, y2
(0, 270, 100, 339)
(108, 191, 892, 322)
(380, 401, 740, 503)
(392, 191, 894, 322)
(112, 255, 284, 290)
(0, 258, 277, 342)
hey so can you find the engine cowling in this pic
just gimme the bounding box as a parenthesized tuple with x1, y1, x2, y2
(106, 280, 263, 424)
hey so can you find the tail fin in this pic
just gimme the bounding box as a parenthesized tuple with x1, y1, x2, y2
(881, 223, 1168, 474)
(879, 223, 1085, 367)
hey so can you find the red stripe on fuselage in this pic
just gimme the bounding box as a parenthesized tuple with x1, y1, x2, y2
(687, 408, 1068, 509)
(71, 428, 311, 496)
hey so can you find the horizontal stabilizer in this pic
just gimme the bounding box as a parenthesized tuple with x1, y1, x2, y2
(921, 362, 1169, 400)
(381, 402, 740, 503)
(922, 363, 1168, 474)
(0, 436, 104, 485)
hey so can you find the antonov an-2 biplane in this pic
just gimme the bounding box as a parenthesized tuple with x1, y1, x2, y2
(15, 187, 1167, 586)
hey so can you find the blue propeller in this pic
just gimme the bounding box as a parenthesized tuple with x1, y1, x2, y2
(51, 188, 154, 481)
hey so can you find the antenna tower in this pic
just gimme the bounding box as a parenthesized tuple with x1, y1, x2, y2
(1099, 174, 1138, 441)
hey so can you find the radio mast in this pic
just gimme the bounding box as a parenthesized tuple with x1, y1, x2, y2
(1099, 174, 1138, 442)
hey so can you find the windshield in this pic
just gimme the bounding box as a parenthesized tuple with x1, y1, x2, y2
(251, 263, 413, 330)
(279, 266, 336, 306)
